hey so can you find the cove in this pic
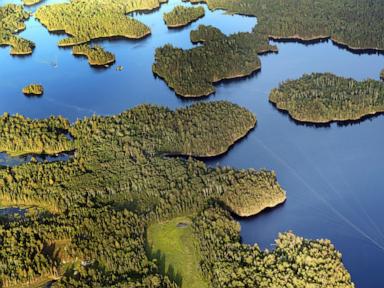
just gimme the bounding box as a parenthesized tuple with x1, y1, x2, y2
(0, 152, 72, 167)
(0, 0, 384, 286)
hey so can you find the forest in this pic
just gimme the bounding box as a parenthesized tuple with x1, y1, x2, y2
(0, 4, 35, 55)
(153, 25, 277, 97)
(269, 73, 384, 123)
(72, 44, 115, 66)
(0, 101, 292, 286)
(163, 6, 205, 28)
(34, 0, 166, 47)
(192, 206, 354, 287)
(0, 113, 72, 156)
(188, 0, 384, 52)
(22, 84, 44, 96)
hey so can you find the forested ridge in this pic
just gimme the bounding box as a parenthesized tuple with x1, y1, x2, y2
(163, 6, 205, 28)
(269, 73, 384, 123)
(0, 4, 35, 55)
(153, 25, 276, 97)
(188, 0, 384, 52)
(72, 44, 115, 66)
(35, 0, 167, 47)
(0, 102, 290, 286)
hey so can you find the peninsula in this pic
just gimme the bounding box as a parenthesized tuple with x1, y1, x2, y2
(164, 6, 205, 28)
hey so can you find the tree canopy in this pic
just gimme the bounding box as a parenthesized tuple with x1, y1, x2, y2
(188, 0, 384, 52)
(153, 25, 276, 97)
(0, 102, 290, 286)
(269, 73, 384, 123)
(163, 6, 205, 28)
(0, 4, 34, 55)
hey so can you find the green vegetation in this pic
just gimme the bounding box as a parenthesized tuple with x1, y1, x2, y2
(0, 4, 35, 55)
(164, 6, 205, 28)
(72, 44, 115, 66)
(147, 217, 208, 288)
(192, 207, 354, 287)
(269, 73, 384, 123)
(22, 84, 44, 96)
(221, 170, 286, 216)
(22, 0, 43, 6)
(153, 25, 276, 97)
(381, 69, 384, 81)
(0, 101, 291, 286)
(35, 0, 167, 47)
(188, 0, 384, 52)
(0, 113, 72, 156)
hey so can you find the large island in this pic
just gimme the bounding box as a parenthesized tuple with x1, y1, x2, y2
(0, 101, 353, 287)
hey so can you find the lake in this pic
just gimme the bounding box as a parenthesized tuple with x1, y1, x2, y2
(1, 0, 384, 286)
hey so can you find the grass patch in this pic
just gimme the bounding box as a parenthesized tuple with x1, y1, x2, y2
(147, 216, 208, 288)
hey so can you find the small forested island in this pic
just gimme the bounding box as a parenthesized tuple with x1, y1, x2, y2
(381, 69, 384, 81)
(22, 84, 44, 96)
(163, 6, 205, 28)
(72, 44, 115, 66)
(153, 25, 277, 97)
(22, 0, 43, 6)
(0, 4, 35, 55)
(35, 0, 167, 47)
(269, 73, 384, 123)
(188, 0, 384, 52)
(0, 101, 353, 287)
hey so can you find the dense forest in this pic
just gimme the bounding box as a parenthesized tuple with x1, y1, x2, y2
(0, 102, 292, 286)
(0, 4, 35, 55)
(72, 44, 115, 66)
(192, 207, 354, 287)
(22, 84, 44, 96)
(35, 0, 167, 47)
(188, 0, 384, 52)
(163, 6, 205, 28)
(0, 113, 72, 156)
(269, 73, 384, 123)
(153, 25, 277, 97)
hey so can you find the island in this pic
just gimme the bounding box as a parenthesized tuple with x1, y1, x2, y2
(22, 84, 44, 96)
(381, 69, 384, 81)
(0, 4, 35, 55)
(0, 101, 353, 287)
(163, 6, 205, 28)
(72, 44, 115, 66)
(22, 0, 44, 6)
(34, 0, 168, 47)
(153, 25, 277, 97)
(187, 0, 384, 52)
(269, 73, 384, 123)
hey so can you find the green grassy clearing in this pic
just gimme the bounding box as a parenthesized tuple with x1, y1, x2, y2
(147, 216, 208, 288)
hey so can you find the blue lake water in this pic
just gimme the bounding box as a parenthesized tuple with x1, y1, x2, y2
(1, 0, 384, 286)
